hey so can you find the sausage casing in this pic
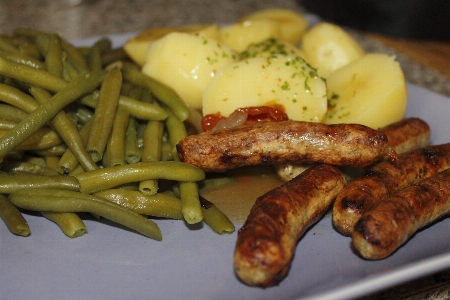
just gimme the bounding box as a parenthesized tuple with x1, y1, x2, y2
(177, 121, 391, 172)
(234, 164, 346, 287)
(276, 118, 430, 183)
(333, 143, 450, 236)
(352, 168, 450, 259)
(381, 117, 430, 154)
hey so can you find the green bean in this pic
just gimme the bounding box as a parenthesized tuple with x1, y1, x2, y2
(87, 44, 102, 72)
(0, 57, 68, 92)
(101, 47, 128, 67)
(104, 107, 129, 167)
(75, 106, 94, 125)
(44, 155, 60, 171)
(45, 34, 64, 78)
(1, 160, 60, 176)
(164, 106, 187, 161)
(95, 189, 183, 219)
(86, 67, 121, 162)
(200, 196, 234, 234)
(121, 64, 189, 121)
(142, 120, 164, 162)
(3, 127, 63, 151)
(139, 120, 164, 195)
(161, 140, 173, 161)
(0, 119, 18, 130)
(68, 164, 85, 176)
(62, 56, 80, 81)
(179, 181, 203, 224)
(0, 104, 28, 123)
(8, 188, 162, 240)
(60, 39, 89, 73)
(75, 161, 205, 194)
(32, 144, 67, 157)
(58, 119, 92, 174)
(0, 83, 38, 113)
(80, 91, 168, 121)
(0, 173, 80, 194)
(16, 38, 42, 60)
(0, 49, 45, 69)
(0, 194, 30, 236)
(0, 69, 105, 159)
(22, 154, 46, 167)
(41, 211, 87, 238)
(0, 36, 20, 54)
(30, 86, 98, 172)
(124, 117, 141, 164)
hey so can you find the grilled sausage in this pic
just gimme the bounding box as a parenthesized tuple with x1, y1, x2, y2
(275, 118, 430, 183)
(234, 164, 346, 287)
(177, 121, 392, 172)
(333, 143, 450, 236)
(353, 168, 450, 259)
(381, 117, 430, 154)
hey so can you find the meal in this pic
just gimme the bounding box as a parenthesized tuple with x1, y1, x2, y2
(0, 7, 448, 290)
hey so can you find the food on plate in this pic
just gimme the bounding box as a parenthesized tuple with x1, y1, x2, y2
(142, 32, 237, 109)
(0, 28, 232, 239)
(124, 24, 220, 66)
(0, 194, 30, 236)
(324, 53, 407, 129)
(234, 164, 346, 287)
(219, 19, 280, 52)
(239, 37, 305, 60)
(380, 117, 430, 154)
(238, 8, 309, 45)
(177, 120, 393, 172)
(301, 22, 365, 78)
(8, 188, 163, 240)
(333, 143, 450, 236)
(275, 117, 431, 182)
(202, 47, 327, 122)
(352, 168, 450, 259)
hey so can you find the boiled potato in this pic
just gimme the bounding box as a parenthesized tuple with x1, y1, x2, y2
(239, 8, 309, 45)
(325, 53, 407, 129)
(203, 55, 327, 122)
(240, 37, 305, 60)
(219, 19, 280, 52)
(124, 24, 220, 66)
(302, 22, 365, 78)
(142, 32, 237, 109)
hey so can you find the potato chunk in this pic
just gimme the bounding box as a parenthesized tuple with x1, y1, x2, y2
(202, 54, 327, 122)
(142, 32, 237, 109)
(325, 53, 407, 129)
(302, 22, 364, 78)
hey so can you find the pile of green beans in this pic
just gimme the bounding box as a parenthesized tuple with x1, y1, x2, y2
(0, 29, 234, 240)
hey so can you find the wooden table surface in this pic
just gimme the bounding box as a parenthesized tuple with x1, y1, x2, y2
(371, 34, 450, 81)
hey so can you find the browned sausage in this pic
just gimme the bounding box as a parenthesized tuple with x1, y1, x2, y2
(275, 118, 430, 183)
(333, 143, 450, 236)
(234, 164, 346, 287)
(177, 121, 392, 172)
(381, 117, 430, 154)
(352, 168, 450, 259)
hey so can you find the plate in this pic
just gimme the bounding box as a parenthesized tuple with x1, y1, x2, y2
(1, 33, 450, 300)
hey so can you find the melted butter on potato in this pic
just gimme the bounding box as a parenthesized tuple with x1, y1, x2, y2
(202, 46, 327, 122)
(142, 32, 238, 109)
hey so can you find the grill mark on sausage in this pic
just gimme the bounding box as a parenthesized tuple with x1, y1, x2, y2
(234, 164, 346, 287)
(332, 143, 450, 236)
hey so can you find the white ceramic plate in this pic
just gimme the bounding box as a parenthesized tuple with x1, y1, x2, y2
(1, 33, 450, 300)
